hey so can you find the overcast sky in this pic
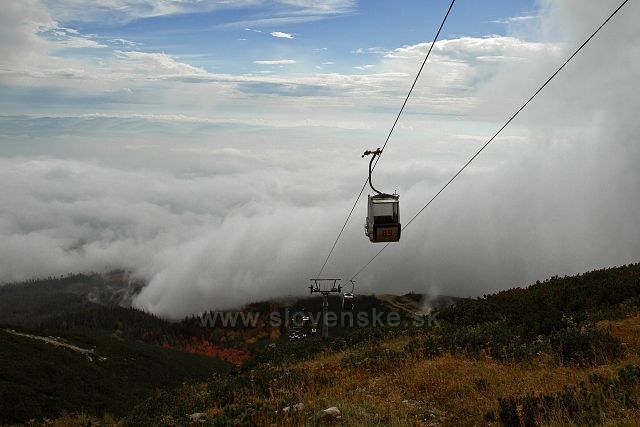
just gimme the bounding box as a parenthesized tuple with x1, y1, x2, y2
(1, 0, 638, 318)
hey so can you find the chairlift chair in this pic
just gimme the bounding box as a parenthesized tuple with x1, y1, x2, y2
(342, 280, 356, 311)
(342, 292, 354, 310)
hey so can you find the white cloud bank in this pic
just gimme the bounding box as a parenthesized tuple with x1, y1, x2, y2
(1, 0, 639, 319)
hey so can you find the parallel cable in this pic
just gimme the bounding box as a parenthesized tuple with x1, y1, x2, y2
(316, 0, 457, 278)
(347, 0, 630, 282)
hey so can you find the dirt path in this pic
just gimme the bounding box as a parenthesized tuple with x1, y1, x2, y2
(2, 328, 106, 362)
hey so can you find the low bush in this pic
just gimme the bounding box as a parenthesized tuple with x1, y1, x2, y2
(549, 323, 624, 366)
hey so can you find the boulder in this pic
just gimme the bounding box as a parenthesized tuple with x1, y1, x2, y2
(186, 412, 206, 423)
(318, 406, 341, 424)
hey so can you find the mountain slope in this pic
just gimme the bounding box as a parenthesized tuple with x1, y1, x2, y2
(120, 263, 640, 426)
(0, 328, 229, 424)
(0, 271, 141, 327)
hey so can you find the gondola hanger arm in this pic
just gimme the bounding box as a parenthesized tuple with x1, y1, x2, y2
(362, 148, 383, 195)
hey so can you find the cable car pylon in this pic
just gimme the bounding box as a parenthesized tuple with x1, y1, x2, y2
(363, 148, 400, 243)
(309, 278, 342, 338)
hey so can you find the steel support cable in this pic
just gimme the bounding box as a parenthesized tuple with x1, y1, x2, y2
(316, 0, 457, 278)
(347, 0, 630, 282)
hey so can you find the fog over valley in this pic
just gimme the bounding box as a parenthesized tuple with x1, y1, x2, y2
(1, 0, 638, 318)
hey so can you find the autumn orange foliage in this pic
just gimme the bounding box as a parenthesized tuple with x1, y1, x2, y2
(161, 338, 250, 363)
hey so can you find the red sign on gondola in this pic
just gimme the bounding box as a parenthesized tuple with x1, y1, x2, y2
(376, 226, 399, 242)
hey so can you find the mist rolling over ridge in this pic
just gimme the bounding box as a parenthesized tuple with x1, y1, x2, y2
(0, 0, 638, 318)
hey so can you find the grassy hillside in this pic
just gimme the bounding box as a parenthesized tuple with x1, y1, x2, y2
(126, 317, 640, 426)
(115, 263, 640, 426)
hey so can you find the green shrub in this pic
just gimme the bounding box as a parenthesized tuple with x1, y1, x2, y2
(549, 324, 624, 366)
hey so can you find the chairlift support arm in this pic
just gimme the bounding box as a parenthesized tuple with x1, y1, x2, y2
(348, 279, 356, 293)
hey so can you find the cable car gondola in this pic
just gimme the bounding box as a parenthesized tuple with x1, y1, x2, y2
(363, 148, 400, 243)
